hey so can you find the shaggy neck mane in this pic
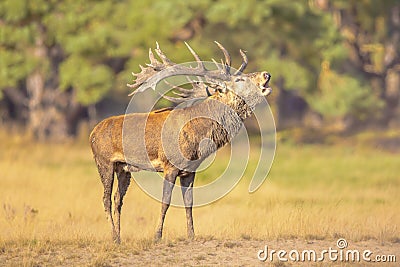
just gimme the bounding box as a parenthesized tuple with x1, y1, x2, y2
(174, 91, 254, 161)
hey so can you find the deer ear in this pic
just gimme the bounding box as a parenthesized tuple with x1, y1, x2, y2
(216, 87, 226, 94)
(216, 84, 228, 94)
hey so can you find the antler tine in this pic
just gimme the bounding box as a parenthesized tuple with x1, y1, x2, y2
(186, 75, 196, 84)
(162, 95, 186, 104)
(127, 72, 140, 91)
(234, 49, 248, 75)
(127, 85, 139, 95)
(155, 42, 173, 65)
(172, 91, 190, 97)
(211, 58, 223, 71)
(164, 80, 193, 94)
(184, 42, 206, 71)
(185, 76, 204, 85)
(214, 41, 231, 74)
(148, 48, 160, 66)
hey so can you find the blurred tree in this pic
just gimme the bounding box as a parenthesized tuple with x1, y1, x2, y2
(312, 60, 383, 130)
(0, 0, 116, 139)
(0, 0, 180, 139)
(312, 0, 400, 126)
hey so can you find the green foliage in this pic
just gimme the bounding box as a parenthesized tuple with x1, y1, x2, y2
(259, 52, 311, 93)
(0, 49, 37, 88)
(0, 0, 28, 22)
(312, 14, 348, 63)
(59, 56, 113, 105)
(311, 62, 383, 120)
(0, 0, 122, 104)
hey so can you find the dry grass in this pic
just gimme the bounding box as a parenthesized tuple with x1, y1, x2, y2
(0, 130, 399, 265)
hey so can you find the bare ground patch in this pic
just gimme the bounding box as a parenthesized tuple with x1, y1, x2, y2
(1, 238, 398, 266)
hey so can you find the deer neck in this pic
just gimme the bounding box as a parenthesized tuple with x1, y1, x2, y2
(210, 91, 254, 120)
(188, 93, 249, 146)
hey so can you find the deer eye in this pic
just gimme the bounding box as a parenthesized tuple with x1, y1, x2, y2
(234, 77, 245, 82)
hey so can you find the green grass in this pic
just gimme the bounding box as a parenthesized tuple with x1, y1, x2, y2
(0, 130, 399, 248)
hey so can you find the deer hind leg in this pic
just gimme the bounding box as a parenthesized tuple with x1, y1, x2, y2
(96, 159, 117, 242)
(155, 168, 179, 241)
(180, 172, 195, 239)
(113, 163, 131, 244)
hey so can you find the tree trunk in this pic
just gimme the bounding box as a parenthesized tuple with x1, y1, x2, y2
(26, 70, 45, 140)
(384, 5, 400, 126)
(385, 66, 400, 127)
(26, 70, 73, 141)
(24, 23, 76, 141)
(275, 77, 308, 130)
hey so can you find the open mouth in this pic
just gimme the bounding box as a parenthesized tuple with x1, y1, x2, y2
(260, 84, 272, 95)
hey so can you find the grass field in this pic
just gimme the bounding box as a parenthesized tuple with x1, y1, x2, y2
(0, 130, 399, 265)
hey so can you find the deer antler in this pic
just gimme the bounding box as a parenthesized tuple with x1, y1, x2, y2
(214, 41, 231, 74)
(234, 49, 248, 75)
(161, 80, 211, 104)
(127, 42, 249, 103)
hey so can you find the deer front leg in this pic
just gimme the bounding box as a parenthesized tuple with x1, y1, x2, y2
(180, 172, 195, 239)
(155, 169, 178, 241)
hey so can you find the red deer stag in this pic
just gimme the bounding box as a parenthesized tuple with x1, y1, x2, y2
(90, 42, 272, 243)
